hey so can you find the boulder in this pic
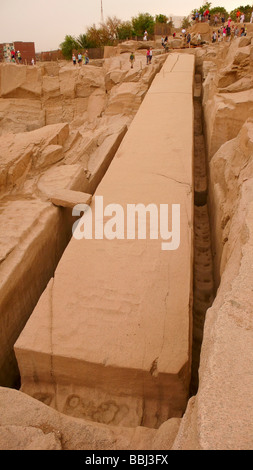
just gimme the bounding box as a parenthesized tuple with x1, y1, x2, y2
(50, 189, 92, 209)
(0, 63, 42, 98)
(204, 90, 253, 159)
(0, 123, 69, 195)
(105, 81, 146, 116)
(0, 98, 45, 135)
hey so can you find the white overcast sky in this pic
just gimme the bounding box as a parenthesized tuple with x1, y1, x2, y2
(0, 0, 249, 51)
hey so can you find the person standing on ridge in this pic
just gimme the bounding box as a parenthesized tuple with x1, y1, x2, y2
(146, 47, 150, 65)
(149, 47, 153, 64)
(78, 52, 82, 66)
(85, 50, 89, 64)
(187, 32, 191, 47)
(129, 52, 135, 68)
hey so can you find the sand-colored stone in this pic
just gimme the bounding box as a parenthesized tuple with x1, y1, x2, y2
(2, 38, 253, 451)
(0, 50, 168, 390)
(15, 54, 195, 430)
(0, 63, 42, 98)
(172, 44, 253, 451)
(50, 190, 92, 209)
(0, 123, 69, 196)
(0, 387, 180, 450)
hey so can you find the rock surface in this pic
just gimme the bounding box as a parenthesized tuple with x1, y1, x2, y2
(50, 190, 92, 209)
(14, 54, 195, 430)
(1, 37, 253, 450)
(173, 38, 253, 450)
(0, 387, 181, 450)
(0, 50, 167, 389)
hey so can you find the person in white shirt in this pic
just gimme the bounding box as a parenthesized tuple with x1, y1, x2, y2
(149, 47, 153, 64)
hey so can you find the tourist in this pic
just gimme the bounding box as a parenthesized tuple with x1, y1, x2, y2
(240, 27, 246, 37)
(221, 15, 225, 26)
(195, 11, 199, 22)
(236, 10, 241, 23)
(214, 15, 218, 26)
(17, 51, 22, 64)
(143, 30, 148, 41)
(212, 31, 217, 43)
(187, 33, 191, 47)
(240, 13, 245, 24)
(31, 58, 35, 66)
(149, 47, 153, 64)
(78, 52, 82, 66)
(163, 35, 168, 51)
(250, 11, 253, 23)
(204, 9, 210, 22)
(197, 32, 202, 45)
(146, 47, 150, 65)
(222, 27, 227, 41)
(226, 25, 231, 41)
(72, 54, 76, 65)
(129, 52, 135, 68)
(164, 36, 169, 52)
(84, 50, 89, 64)
(161, 36, 165, 48)
(11, 49, 15, 62)
(234, 27, 239, 38)
(228, 17, 232, 28)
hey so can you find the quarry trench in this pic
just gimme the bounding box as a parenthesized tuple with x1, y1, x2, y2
(190, 65, 215, 396)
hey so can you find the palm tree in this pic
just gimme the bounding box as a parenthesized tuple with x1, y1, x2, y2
(77, 34, 88, 49)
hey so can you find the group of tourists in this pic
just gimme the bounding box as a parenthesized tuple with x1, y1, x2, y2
(192, 9, 253, 26)
(192, 9, 211, 23)
(128, 10, 252, 70)
(129, 47, 153, 68)
(9, 49, 22, 64)
(212, 17, 248, 43)
(72, 50, 89, 66)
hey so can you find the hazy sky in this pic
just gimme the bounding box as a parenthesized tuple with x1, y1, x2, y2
(0, 0, 249, 51)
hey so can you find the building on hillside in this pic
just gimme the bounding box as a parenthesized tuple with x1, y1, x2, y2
(0, 42, 35, 64)
(13, 42, 36, 64)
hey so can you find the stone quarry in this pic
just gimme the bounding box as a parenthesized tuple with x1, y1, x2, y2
(0, 31, 253, 450)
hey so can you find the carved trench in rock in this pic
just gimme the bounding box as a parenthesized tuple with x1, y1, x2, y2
(190, 66, 215, 396)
